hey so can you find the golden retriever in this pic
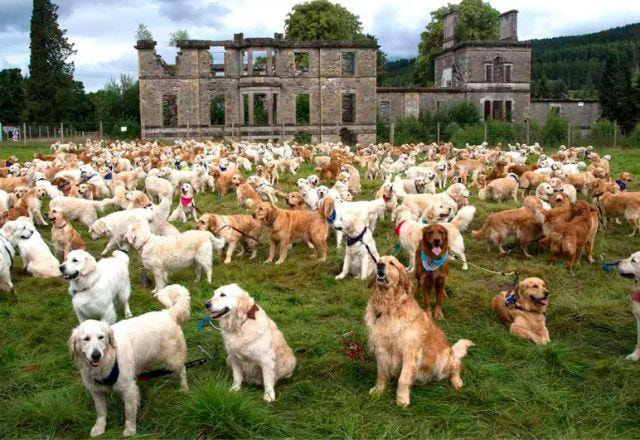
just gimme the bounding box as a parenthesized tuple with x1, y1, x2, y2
(197, 213, 262, 264)
(414, 224, 450, 318)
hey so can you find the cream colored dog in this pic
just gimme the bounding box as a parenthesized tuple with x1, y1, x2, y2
(205, 283, 296, 402)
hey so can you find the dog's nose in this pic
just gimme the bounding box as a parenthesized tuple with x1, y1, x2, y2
(91, 350, 101, 361)
(59, 264, 65, 271)
(205, 301, 211, 310)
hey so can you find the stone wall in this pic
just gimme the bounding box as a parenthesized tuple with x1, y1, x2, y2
(529, 100, 601, 128)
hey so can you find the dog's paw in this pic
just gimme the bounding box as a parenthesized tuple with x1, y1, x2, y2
(626, 351, 640, 361)
(434, 307, 444, 319)
(369, 385, 384, 395)
(263, 390, 275, 402)
(450, 377, 463, 390)
(123, 427, 136, 437)
(230, 384, 241, 392)
(396, 396, 410, 408)
(90, 424, 105, 437)
(335, 274, 346, 280)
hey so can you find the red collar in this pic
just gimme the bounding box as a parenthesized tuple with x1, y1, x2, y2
(180, 196, 193, 207)
(393, 220, 406, 236)
(383, 195, 391, 202)
(632, 291, 640, 303)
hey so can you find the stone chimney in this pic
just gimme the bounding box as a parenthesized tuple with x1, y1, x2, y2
(234, 33, 244, 42)
(499, 10, 518, 41)
(442, 10, 460, 49)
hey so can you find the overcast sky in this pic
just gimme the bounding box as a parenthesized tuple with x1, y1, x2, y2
(1, 0, 639, 92)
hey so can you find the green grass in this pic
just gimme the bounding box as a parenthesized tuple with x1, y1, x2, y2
(1, 142, 640, 438)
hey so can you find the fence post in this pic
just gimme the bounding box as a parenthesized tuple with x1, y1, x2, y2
(60, 122, 64, 142)
(390, 122, 395, 145)
(567, 125, 571, 147)
(526, 120, 530, 145)
(23, 123, 26, 146)
(99, 121, 103, 139)
(483, 121, 487, 143)
(437, 122, 441, 144)
(613, 121, 617, 148)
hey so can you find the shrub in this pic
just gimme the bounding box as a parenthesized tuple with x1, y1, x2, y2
(450, 125, 484, 146)
(394, 116, 434, 145)
(376, 118, 390, 143)
(543, 111, 569, 147)
(293, 131, 311, 144)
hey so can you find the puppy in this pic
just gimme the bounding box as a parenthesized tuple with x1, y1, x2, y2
(366, 256, 473, 407)
(253, 201, 328, 264)
(197, 213, 262, 264)
(205, 284, 296, 402)
(60, 249, 132, 324)
(615, 252, 640, 361)
(415, 224, 450, 319)
(169, 183, 198, 223)
(48, 208, 86, 260)
(69, 285, 190, 437)
(492, 277, 550, 345)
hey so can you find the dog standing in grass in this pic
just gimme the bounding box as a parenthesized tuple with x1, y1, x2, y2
(616, 252, 640, 361)
(169, 183, 198, 223)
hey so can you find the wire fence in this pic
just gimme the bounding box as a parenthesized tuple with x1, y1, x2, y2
(0, 121, 142, 144)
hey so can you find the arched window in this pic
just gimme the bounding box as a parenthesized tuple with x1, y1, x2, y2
(493, 56, 505, 83)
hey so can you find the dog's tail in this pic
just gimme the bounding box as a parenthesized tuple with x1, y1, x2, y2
(206, 231, 226, 250)
(452, 339, 474, 360)
(111, 249, 130, 263)
(519, 173, 530, 190)
(478, 187, 487, 201)
(94, 197, 116, 212)
(155, 284, 191, 325)
(471, 218, 490, 241)
(393, 175, 407, 200)
(450, 206, 476, 232)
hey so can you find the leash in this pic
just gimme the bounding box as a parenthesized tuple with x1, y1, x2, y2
(345, 226, 379, 264)
(213, 224, 260, 242)
(449, 254, 517, 277)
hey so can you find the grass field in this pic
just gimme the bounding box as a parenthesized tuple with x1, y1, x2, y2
(1, 142, 640, 439)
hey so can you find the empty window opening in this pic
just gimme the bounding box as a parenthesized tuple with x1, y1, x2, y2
(272, 94, 278, 124)
(492, 56, 505, 82)
(253, 93, 268, 125)
(342, 93, 355, 124)
(295, 52, 309, 76)
(210, 47, 225, 77)
(342, 51, 355, 76)
(505, 64, 512, 82)
(253, 50, 268, 76)
(162, 95, 177, 127)
(243, 94, 249, 124)
(379, 100, 390, 123)
(484, 101, 491, 119)
(210, 95, 225, 125)
(242, 50, 250, 76)
(485, 64, 491, 82)
(492, 100, 503, 120)
(505, 101, 512, 121)
(550, 106, 560, 116)
(296, 94, 310, 125)
(436, 100, 442, 111)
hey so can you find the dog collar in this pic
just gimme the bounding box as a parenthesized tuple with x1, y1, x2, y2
(346, 227, 367, 247)
(393, 220, 406, 236)
(103, 172, 113, 180)
(95, 358, 119, 386)
(326, 209, 336, 224)
(615, 179, 626, 191)
(420, 249, 448, 272)
(632, 291, 640, 303)
(219, 166, 227, 172)
(180, 196, 193, 207)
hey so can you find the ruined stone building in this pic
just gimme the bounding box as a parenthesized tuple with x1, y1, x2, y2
(135, 10, 600, 142)
(136, 33, 377, 143)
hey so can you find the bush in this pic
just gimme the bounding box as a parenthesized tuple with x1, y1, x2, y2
(445, 101, 481, 125)
(376, 118, 390, 143)
(486, 120, 516, 146)
(450, 125, 484, 146)
(542, 111, 569, 147)
(293, 131, 311, 144)
(394, 116, 434, 144)
(625, 123, 640, 148)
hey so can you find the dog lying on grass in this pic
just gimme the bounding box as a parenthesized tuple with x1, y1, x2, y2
(69, 285, 190, 437)
(366, 256, 473, 407)
(205, 284, 296, 402)
(492, 277, 550, 345)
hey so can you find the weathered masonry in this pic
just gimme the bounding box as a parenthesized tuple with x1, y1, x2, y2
(135, 33, 377, 143)
(376, 10, 601, 129)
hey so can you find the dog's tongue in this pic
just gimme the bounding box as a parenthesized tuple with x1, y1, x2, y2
(432, 246, 442, 256)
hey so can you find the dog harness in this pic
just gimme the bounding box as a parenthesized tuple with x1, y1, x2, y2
(0, 235, 15, 268)
(326, 209, 336, 224)
(180, 196, 194, 207)
(103, 172, 113, 180)
(346, 226, 378, 263)
(615, 180, 626, 191)
(393, 220, 406, 236)
(420, 249, 449, 272)
(95, 358, 120, 386)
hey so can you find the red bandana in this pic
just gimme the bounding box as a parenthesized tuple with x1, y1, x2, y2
(632, 291, 640, 303)
(180, 196, 193, 207)
(383, 195, 391, 202)
(393, 220, 406, 236)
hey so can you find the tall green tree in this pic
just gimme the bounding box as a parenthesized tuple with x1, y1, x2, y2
(413, 0, 499, 86)
(0, 69, 26, 122)
(599, 52, 636, 133)
(284, 0, 364, 41)
(89, 75, 140, 137)
(25, 0, 77, 122)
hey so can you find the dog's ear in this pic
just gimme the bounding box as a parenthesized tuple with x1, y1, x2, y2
(266, 204, 277, 224)
(440, 226, 449, 249)
(80, 254, 97, 276)
(107, 326, 117, 350)
(68, 328, 81, 360)
(235, 293, 255, 319)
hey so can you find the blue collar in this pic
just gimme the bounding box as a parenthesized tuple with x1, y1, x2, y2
(615, 179, 626, 191)
(505, 292, 518, 305)
(420, 249, 448, 272)
(326, 209, 336, 224)
(95, 358, 119, 386)
(219, 166, 227, 172)
(103, 172, 112, 180)
(346, 227, 367, 246)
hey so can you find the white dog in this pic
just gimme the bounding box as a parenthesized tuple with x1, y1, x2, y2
(168, 183, 198, 223)
(205, 284, 296, 402)
(1, 219, 60, 277)
(68, 285, 190, 437)
(0, 231, 17, 291)
(89, 208, 155, 256)
(60, 249, 132, 324)
(331, 210, 380, 280)
(125, 221, 225, 293)
(616, 252, 640, 361)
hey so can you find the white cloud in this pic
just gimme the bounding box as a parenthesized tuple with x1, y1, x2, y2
(0, 0, 638, 91)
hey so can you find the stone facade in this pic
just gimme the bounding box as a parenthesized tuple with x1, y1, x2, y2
(136, 34, 377, 143)
(376, 10, 601, 131)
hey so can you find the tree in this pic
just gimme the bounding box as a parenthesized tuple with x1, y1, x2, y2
(413, 0, 499, 86)
(169, 29, 190, 47)
(549, 79, 569, 100)
(599, 52, 636, 133)
(0, 69, 26, 122)
(284, 0, 364, 41)
(89, 75, 140, 137)
(25, 0, 77, 122)
(136, 23, 153, 41)
(533, 71, 550, 99)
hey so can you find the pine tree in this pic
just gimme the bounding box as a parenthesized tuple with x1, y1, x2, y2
(599, 52, 635, 133)
(25, 0, 77, 122)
